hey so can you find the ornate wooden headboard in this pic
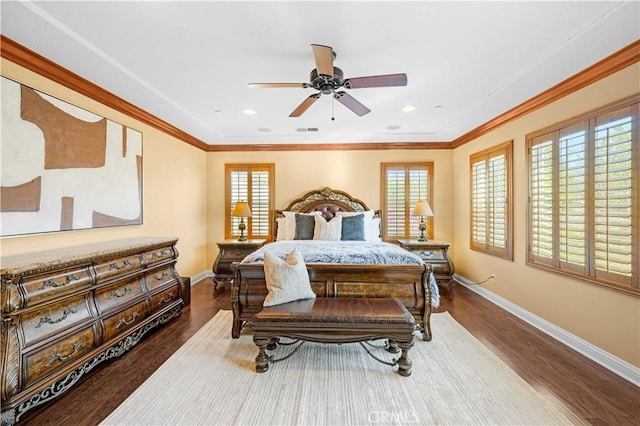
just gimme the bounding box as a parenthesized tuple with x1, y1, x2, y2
(273, 187, 380, 240)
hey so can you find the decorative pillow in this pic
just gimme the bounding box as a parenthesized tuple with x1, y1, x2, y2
(280, 211, 322, 241)
(313, 215, 342, 241)
(336, 210, 379, 241)
(294, 213, 316, 240)
(275, 217, 290, 241)
(368, 217, 382, 242)
(341, 214, 365, 241)
(263, 249, 316, 306)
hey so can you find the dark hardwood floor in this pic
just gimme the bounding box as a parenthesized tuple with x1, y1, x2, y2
(18, 279, 639, 425)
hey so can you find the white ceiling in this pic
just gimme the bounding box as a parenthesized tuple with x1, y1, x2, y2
(2, 1, 639, 147)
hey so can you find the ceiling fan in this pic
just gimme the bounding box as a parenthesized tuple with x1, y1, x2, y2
(248, 44, 407, 118)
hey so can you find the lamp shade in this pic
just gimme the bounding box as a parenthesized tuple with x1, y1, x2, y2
(412, 200, 433, 217)
(232, 201, 252, 217)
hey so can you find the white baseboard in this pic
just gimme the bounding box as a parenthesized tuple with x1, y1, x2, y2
(189, 270, 214, 285)
(454, 274, 640, 387)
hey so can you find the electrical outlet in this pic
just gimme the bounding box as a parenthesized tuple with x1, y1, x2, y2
(490, 274, 495, 280)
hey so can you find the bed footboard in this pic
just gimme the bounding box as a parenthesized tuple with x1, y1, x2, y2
(232, 262, 432, 341)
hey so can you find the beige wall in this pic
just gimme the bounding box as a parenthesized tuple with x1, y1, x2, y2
(206, 149, 454, 263)
(0, 59, 210, 277)
(451, 63, 640, 367)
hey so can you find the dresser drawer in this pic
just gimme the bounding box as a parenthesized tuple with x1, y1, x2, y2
(143, 246, 175, 266)
(94, 254, 143, 282)
(20, 295, 92, 347)
(146, 266, 175, 290)
(24, 325, 97, 387)
(20, 266, 93, 307)
(148, 283, 181, 313)
(94, 277, 144, 314)
(102, 301, 148, 341)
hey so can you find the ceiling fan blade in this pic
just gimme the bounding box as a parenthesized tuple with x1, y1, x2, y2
(345, 73, 408, 89)
(334, 91, 371, 116)
(289, 93, 321, 117)
(248, 83, 307, 88)
(311, 44, 334, 77)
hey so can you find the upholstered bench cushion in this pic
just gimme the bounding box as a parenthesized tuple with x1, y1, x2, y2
(254, 297, 415, 326)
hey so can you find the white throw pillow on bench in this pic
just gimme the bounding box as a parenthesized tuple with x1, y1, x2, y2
(263, 249, 316, 306)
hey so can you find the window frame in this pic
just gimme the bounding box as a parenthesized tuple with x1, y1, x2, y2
(469, 140, 513, 260)
(526, 95, 639, 296)
(380, 162, 434, 241)
(224, 163, 275, 240)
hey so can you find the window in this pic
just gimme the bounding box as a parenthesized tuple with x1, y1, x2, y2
(225, 164, 274, 240)
(381, 162, 433, 240)
(470, 140, 513, 259)
(527, 97, 638, 294)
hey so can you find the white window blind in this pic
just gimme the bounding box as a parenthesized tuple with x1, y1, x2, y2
(527, 100, 638, 293)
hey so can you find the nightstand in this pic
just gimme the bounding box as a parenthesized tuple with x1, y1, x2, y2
(397, 239, 456, 294)
(212, 239, 266, 297)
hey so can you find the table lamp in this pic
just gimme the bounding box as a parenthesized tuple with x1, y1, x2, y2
(232, 201, 252, 241)
(412, 200, 433, 242)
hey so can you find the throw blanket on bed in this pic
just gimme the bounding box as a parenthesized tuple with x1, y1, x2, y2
(241, 240, 440, 307)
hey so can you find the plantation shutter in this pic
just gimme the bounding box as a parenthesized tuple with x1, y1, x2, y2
(529, 136, 554, 265)
(471, 159, 488, 246)
(557, 125, 588, 275)
(382, 163, 432, 239)
(470, 140, 512, 258)
(592, 107, 634, 286)
(226, 164, 274, 240)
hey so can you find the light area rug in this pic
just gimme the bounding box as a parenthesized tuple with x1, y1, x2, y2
(101, 310, 578, 426)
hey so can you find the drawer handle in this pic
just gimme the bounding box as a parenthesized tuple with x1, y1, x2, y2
(419, 251, 436, 257)
(151, 249, 171, 259)
(116, 311, 139, 328)
(153, 271, 169, 281)
(36, 307, 78, 328)
(109, 259, 133, 271)
(46, 342, 84, 367)
(109, 286, 132, 299)
(158, 292, 174, 304)
(40, 274, 80, 290)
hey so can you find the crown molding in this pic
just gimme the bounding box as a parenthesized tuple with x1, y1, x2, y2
(2, 35, 637, 152)
(206, 141, 452, 152)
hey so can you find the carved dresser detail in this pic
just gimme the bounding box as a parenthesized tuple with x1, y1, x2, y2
(1, 237, 183, 425)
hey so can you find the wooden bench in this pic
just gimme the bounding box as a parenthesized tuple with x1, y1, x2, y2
(252, 297, 416, 376)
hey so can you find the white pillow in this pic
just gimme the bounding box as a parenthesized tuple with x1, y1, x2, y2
(263, 249, 316, 306)
(336, 210, 380, 241)
(278, 211, 322, 241)
(313, 215, 342, 241)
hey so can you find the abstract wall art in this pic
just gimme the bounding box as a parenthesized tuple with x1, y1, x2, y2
(0, 76, 143, 236)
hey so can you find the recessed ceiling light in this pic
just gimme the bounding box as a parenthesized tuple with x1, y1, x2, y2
(434, 105, 443, 109)
(243, 109, 256, 115)
(401, 105, 416, 112)
(257, 128, 271, 132)
(214, 109, 223, 113)
(386, 125, 401, 130)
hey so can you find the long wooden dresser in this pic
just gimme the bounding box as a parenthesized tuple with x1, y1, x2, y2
(0, 237, 184, 425)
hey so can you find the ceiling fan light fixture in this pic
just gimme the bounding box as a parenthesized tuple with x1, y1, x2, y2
(402, 105, 417, 112)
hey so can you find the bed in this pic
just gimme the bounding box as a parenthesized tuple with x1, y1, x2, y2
(231, 187, 437, 341)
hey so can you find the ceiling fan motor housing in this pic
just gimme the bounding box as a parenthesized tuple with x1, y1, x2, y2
(310, 67, 344, 94)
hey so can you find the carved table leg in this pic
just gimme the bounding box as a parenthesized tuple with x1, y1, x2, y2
(253, 337, 270, 373)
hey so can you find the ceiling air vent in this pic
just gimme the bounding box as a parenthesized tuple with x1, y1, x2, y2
(296, 127, 319, 133)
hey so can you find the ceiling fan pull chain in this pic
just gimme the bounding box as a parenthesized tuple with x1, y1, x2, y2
(331, 96, 335, 121)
